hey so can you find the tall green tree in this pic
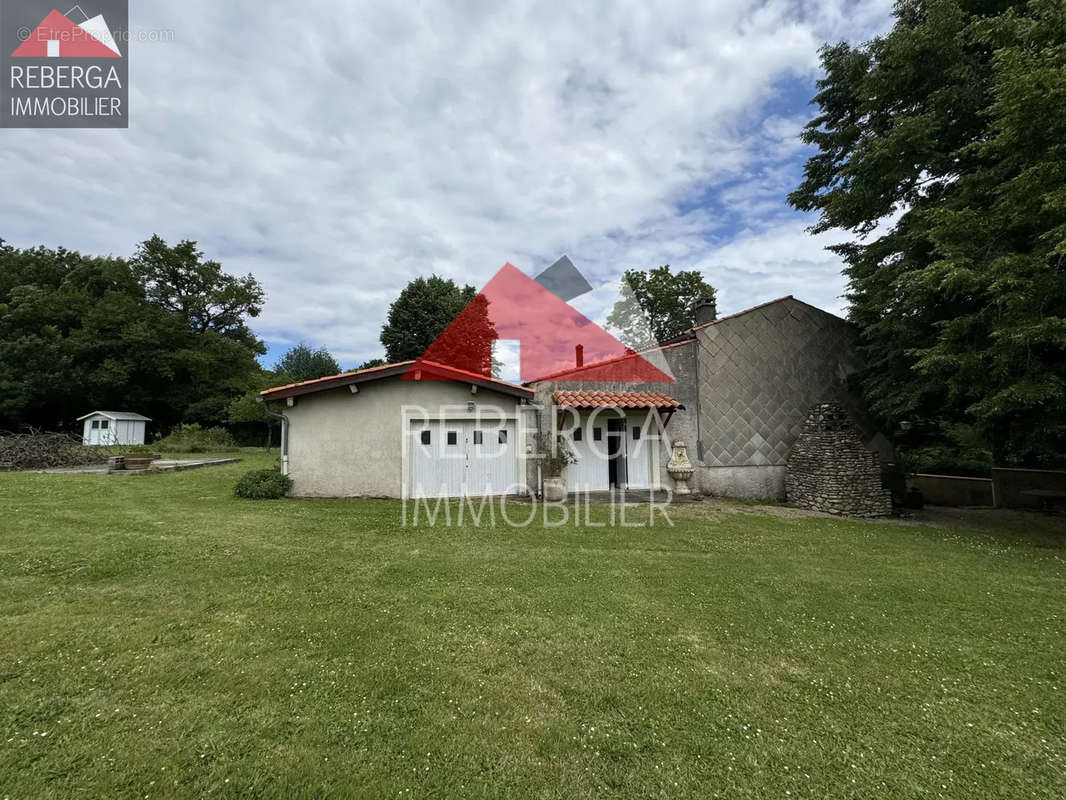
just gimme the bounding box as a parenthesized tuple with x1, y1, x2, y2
(789, 0, 1066, 466)
(274, 343, 341, 383)
(380, 276, 477, 362)
(130, 236, 264, 337)
(130, 236, 265, 427)
(606, 266, 716, 350)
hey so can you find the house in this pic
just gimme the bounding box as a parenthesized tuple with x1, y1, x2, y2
(79, 411, 151, 446)
(261, 295, 889, 500)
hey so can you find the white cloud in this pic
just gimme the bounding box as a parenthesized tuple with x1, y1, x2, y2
(0, 0, 894, 365)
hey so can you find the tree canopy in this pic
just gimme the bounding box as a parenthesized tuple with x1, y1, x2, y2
(380, 276, 479, 362)
(607, 266, 716, 350)
(273, 343, 341, 383)
(789, 0, 1066, 466)
(0, 237, 265, 433)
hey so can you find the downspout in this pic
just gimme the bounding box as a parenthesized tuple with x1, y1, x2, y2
(257, 397, 290, 476)
(534, 402, 543, 499)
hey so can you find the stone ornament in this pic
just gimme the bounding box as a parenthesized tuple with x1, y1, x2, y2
(786, 402, 892, 517)
(667, 440, 695, 495)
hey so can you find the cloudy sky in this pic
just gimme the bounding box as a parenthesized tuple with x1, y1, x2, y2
(1, 0, 895, 368)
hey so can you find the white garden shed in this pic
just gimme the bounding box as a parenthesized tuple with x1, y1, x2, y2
(78, 411, 151, 446)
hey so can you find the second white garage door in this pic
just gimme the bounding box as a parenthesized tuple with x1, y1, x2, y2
(408, 420, 518, 497)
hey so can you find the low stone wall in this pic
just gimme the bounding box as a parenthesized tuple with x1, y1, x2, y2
(786, 402, 892, 517)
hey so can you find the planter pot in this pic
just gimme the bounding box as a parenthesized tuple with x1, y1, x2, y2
(543, 476, 567, 502)
(123, 456, 154, 470)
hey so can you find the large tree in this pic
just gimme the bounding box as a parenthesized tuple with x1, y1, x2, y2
(789, 0, 1066, 466)
(130, 235, 264, 337)
(274, 343, 341, 383)
(380, 276, 478, 362)
(607, 266, 716, 350)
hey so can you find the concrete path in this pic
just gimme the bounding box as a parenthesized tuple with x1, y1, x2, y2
(37, 458, 240, 475)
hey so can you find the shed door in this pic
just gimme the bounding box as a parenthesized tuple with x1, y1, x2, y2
(87, 418, 104, 445)
(408, 420, 517, 498)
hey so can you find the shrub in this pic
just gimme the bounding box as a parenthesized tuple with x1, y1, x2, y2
(234, 468, 292, 499)
(155, 424, 236, 453)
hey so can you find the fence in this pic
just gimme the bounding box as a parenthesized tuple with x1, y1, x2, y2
(991, 467, 1066, 509)
(907, 474, 995, 507)
(907, 468, 1066, 508)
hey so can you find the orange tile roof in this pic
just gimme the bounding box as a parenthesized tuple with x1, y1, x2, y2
(553, 390, 684, 409)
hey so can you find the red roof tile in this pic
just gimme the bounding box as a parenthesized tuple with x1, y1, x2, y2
(553, 390, 684, 409)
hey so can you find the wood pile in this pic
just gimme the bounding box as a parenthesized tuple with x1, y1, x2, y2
(0, 431, 108, 470)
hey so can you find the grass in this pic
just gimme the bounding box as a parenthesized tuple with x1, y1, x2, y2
(1, 453, 1064, 798)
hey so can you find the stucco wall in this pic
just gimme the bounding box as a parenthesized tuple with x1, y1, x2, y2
(285, 377, 526, 498)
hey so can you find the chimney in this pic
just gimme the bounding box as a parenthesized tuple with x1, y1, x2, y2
(694, 298, 717, 326)
(575, 344, 584, 368)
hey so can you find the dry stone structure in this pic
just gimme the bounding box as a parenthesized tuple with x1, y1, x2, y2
(786, 402, 892, 517)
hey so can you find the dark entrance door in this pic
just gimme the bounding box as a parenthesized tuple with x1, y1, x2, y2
(607, 418, 628, 488)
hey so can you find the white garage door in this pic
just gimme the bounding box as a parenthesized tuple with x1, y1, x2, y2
(408, 420, 518, 498)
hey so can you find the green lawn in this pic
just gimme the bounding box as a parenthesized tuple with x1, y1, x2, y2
(2, 454, 1064, 798)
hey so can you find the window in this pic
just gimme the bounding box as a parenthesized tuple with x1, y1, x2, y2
(573, 427, 583, 442)
(447, 431, 458, 446)
(100, 420, 109, 429)
(420, 430, 431, 445)
(498, 430, 508, 444)
(473, 430, 484, 445)
(91, 420, 100, 429)
(593, 427, 602, 442)
(632, 426, 641, 441)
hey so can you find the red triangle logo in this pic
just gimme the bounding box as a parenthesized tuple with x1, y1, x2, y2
(408, 263, 674, 384)
(11, 9, 121, 58)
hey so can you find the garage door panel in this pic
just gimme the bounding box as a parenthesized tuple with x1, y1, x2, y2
(408, 420, 517, 498)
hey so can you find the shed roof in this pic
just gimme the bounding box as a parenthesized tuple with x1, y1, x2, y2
(77, 411, 152, 422)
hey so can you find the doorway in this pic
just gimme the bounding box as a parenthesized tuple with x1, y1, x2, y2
(607, 418, 628, 489)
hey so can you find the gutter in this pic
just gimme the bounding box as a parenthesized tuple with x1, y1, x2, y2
(256, 397, 290, 476)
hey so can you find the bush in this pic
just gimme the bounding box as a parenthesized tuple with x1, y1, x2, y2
(234, 468, 292, 499)
(155, 424, 236, 453)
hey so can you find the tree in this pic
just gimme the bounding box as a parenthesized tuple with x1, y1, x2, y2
(356, 358, 387, 370)
(606, 266, 716, 349)
(228, 368, 286, 450)
(789, 0, 1066, 466)
(416, 291, 498, 375)
(380, 276, 477, 362)
(274, 343, 341, 383)
(130, 235, 264, 337)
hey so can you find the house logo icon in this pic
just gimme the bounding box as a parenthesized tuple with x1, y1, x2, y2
(11, 5, 122, 58)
